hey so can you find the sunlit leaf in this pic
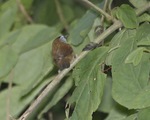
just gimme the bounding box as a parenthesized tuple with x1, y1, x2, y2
(116, 4, 138, 28)
(111, 30, 150, 109)
(68, 47, 108, 120)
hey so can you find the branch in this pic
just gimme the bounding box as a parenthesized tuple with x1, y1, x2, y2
(18, 2, 150, 120)
(16, 0, 34, 24)
(82, 0, 116, 22)
(55, 0, 69, 31)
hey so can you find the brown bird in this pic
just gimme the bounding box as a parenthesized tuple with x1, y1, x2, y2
(52, 35, 74, 71)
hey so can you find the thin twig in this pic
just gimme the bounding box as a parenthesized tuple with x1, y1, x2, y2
(18, 2, 150, 120)
(82, 0, 116, 22)
(55, 0, 69, 31)
(16, 0, 34, 24)
(6, 70, 14, 120)
(100, 0, 109, 25)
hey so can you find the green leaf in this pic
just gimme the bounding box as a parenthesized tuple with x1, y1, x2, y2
(69, 9, 98, 45)
(111, 30, 150, 109)
(88, 17, 102, 42)
(123, 114, 137, 120)
(129, 0, 148, 8)
(11, 25, 59, 54)
(32, 0, 59, 25)
(125, 47, 145, 66)
(0, 30, 21, 48)
(38, 76, 73, 119)
(0, 41, 54, 118)
(138, 40, 150, 46)
(4, 42, 53, 86)
(138, 107, 150, 120)
(0, 0, 18, 37)
(138, 13, 150, 23)
(0, 77, 50, 119)
(0, 45, 18, 79)
(105, 105, 132, 120)
(72, 36, 90, 54)
(136, 23, 150, 46)
(116, 4, 138, 28)
(68, 47, 108, 120)
(106, 30, 134, 66)
(98, 76, 115, 113)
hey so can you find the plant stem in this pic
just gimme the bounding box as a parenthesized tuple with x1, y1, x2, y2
(16, 0, 34, 24)
(55, 0, 69, 31)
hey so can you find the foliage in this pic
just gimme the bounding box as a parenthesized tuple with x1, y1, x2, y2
(0, 0, 149, 120)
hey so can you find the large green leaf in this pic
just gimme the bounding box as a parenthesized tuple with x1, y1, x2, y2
(116, 4, 138, 28)
(0, 0, 18, 38)
(69, 10, 98, 45)
(111, 30, 150, 109)
(0, 43, 54, 118)
(12, 25, 59, 54)
(0, 25, 59, 53)
(4, 42, 54, 90)
(0, 45, 18, 79)
(137, 107, 150, 120)
(68, 47, 108, 120)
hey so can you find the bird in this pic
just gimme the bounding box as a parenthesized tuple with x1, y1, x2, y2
(52, 35, 74, 71)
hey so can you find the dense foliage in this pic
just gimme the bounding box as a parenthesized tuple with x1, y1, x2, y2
(0, 0, 150, 120)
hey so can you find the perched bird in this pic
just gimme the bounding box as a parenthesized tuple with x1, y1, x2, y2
(52, 35, 74, 71)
